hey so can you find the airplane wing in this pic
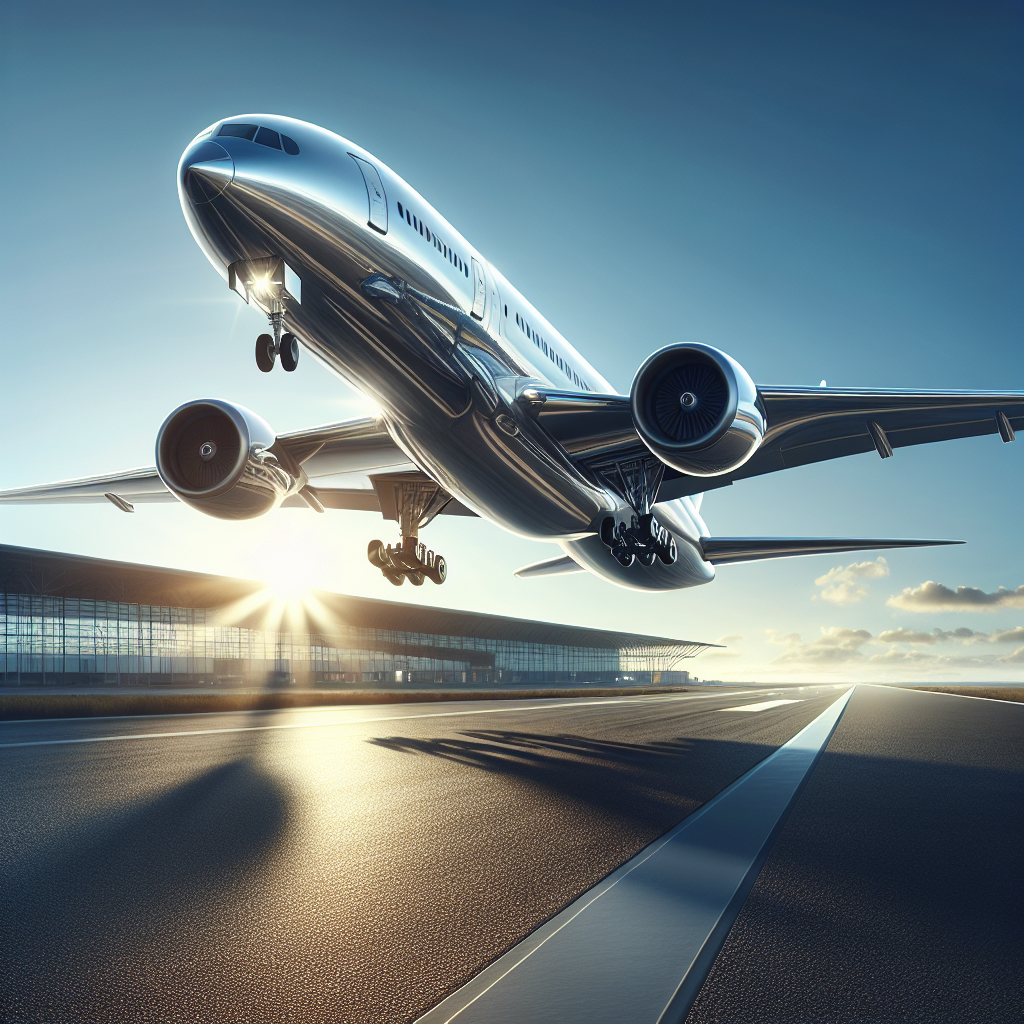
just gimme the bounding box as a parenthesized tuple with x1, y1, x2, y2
(0, 415, 453, 516)
(525, 386, 1023, 499)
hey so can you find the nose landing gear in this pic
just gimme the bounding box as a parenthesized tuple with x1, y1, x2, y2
(366, 474, 452, 586)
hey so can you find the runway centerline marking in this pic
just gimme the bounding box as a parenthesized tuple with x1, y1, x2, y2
(0, 690, 773, 749)
(718, 699, 803, 712)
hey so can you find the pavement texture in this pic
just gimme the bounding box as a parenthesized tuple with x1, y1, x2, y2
(0, 688, 837, 1024)
(685, 685, 1024, 1024)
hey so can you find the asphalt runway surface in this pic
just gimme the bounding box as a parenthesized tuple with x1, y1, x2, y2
(1, 685, 1019, 1023)
(685, 685, 1023, 1024)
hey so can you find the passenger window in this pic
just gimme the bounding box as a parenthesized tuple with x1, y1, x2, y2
(281, 134, 300, 155)
(218, 123, 258, 140)
(254, 127, 282, 150)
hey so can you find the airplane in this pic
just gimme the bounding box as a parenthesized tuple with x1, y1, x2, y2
(1, 114, 1020, 591)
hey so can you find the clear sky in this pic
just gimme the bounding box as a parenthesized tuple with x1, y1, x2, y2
(1, 0, 1021, 683)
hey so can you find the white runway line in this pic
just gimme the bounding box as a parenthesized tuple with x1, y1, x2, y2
(416, 687, 854, 1024)
(718, 698, 803, 712)
(0, 691, 766, 749)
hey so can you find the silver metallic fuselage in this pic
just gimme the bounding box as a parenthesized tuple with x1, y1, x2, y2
(178, 115, 714, 591)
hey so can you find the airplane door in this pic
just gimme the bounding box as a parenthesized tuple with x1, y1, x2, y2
(350, 154, 388, 234)
(470, 258, 487, 320)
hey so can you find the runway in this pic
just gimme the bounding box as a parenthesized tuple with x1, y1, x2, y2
(1, 685, 1020, 1022)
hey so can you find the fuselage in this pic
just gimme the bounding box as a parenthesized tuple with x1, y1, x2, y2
(178, 114, 715, 590)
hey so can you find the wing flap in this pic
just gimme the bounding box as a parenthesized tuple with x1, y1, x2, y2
(277, 415, 412, 478)
(701, 536, 963, 566)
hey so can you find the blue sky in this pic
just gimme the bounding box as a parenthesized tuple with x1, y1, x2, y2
(1, 0, 1021, 681)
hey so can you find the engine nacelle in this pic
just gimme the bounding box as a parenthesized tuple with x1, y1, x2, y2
(156, 400, 300, 520)
(630, 343, 765, 477)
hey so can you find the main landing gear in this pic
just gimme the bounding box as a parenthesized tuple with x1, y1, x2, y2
(598, 456, 678, 568)
(256, 311, 299, 373)
(367, 475, 451, 586)
(368, 537, 446, 586)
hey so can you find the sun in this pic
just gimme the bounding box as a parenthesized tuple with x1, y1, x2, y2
(259, 550, 323, 601)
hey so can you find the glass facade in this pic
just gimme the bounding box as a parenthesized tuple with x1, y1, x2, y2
(0, 547, 708, 688)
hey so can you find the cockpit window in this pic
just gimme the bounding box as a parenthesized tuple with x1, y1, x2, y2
(215, 123, 299, 154)
(218, 123, 258, 140)
(255, 126, 281, 150)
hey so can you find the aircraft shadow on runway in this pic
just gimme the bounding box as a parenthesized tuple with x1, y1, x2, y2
(2, 757, 292, 986)
(367, 728, 780, 828)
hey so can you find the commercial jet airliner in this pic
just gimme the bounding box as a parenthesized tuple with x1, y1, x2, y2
(3, 115, 1021, 590)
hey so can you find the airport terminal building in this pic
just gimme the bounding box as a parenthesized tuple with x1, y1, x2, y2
(0, 545, 710, 688)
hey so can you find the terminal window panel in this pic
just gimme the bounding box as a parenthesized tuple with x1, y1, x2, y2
(1, 593, 693, 684)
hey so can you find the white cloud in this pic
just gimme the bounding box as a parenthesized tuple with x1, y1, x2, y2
(874, 626, 1021, 646)
(759, 623, 1024, 676)
(814, 557, 889, 605)
(768, 626, 873, 666)
(887, 581, 1024, 613)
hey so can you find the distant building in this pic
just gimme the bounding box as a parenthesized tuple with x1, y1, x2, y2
(0, 546, 711, 688)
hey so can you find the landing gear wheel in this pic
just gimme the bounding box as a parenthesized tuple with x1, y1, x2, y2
(600, 516, 616, 547)
(280, 333, 299, 372)
(658, 536, 677, 565)
(428, 556, 447, 584)
(256, 334, 276, 372)
(367, 540, 387, 568)
(638, 550, 657, 567)
(408, 572, 425, 586)
(384, 571, 404, 586)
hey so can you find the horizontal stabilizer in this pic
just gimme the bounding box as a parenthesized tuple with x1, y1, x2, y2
(514, 555, 586, 578)
(700, 536, 963, 566)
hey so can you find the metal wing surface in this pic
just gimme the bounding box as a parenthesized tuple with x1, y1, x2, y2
(0, 415, 419, 514)
(529, 386, 1022, 499)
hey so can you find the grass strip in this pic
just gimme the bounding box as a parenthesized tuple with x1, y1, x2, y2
(902, 685, 1024, 704)
(0, 686, 690, 721)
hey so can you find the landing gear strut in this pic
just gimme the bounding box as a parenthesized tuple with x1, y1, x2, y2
(367, 475, 450, 586)
(599, 456, 678, 568)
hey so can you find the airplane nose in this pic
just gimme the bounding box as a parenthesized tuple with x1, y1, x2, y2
(181, 140, 234, 204)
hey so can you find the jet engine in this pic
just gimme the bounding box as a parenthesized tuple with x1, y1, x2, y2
(156, 400, 300, 520)
(630, 343, 765, 477)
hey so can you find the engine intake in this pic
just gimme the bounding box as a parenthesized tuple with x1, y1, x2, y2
(630, 343, 764, 477)
(156, 400, 300, 519)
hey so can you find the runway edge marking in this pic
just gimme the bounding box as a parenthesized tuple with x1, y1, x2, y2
(414, 687, 855, 1024)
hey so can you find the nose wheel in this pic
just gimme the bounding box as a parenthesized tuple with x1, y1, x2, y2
(256, 334, 276, 372)
(255, 298, 300, 373)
